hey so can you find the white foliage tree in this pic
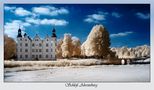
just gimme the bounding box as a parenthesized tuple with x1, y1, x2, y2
(81, 24, 111, 58)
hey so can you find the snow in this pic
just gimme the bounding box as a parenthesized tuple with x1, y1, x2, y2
(4, 64, 150, 82)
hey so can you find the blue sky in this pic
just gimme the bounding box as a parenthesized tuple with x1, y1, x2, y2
(4, 4, 150, 47)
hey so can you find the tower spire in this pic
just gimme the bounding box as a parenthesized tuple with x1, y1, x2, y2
(51, 25, 57, 38)
(17, 25, 22, 38)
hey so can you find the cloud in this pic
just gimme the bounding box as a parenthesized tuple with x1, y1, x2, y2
(15, 7, 32, 16)
(4, 6, 16, 11)
(4, 20, 31, 39)
(40, 19, 68, 26)
(84, 11, 122, 23)
(136, 12, 150, 20)
(32, 6, 50, 15)
(25, 17, 40, 24)
(84, 18, 96, 23)
(84, 13, 107, 23)
(32, 6, 69, 16)
(111, 12, 122, 18)
(26, 18, 68, 26)
(110, 31, 133, 38)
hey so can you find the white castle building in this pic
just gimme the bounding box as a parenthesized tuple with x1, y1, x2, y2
(16, 27, 57, 60)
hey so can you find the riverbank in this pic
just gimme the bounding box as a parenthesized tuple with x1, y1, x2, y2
(4, 64, 150, 82)
(4, 58, 150, 68)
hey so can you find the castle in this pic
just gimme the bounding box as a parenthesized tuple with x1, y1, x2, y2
(16, 27, 57, 60)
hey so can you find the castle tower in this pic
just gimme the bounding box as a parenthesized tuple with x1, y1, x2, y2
(17, 28, 22, 38)
(51, 27, 57, 60)
(17, 28, 22, 60)
(51, 27, 57, 41)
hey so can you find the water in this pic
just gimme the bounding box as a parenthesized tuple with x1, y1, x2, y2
(4, 64, 150, 82)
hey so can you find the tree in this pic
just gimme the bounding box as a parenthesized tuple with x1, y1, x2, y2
(56, 39, 63, 58)
(72, 37, 81, 57)
(81, 24, 112, 59)
(4, 35, 16, 60)
(61, 34, 73, 58)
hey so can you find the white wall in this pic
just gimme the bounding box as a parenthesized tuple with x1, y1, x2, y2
(17, 35, 56, 60)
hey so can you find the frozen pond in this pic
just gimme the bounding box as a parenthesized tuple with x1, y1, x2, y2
(4, 64, 150, 82)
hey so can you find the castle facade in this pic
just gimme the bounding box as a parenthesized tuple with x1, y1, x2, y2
(16, 28, 57, 60)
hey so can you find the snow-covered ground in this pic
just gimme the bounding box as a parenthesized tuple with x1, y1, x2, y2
(4, 64, 150, 82)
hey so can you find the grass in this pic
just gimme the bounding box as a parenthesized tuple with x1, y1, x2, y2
(4, 59, 103, 68)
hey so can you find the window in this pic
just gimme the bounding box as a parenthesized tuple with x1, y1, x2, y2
(35, 39, 38, 41)
(47, 39, 48, 41)
(46, 49, 48, 52)
(39, 49, 41, 52)
(32, 49, 34, 52)
(46, 43, 48, 47)
(51, 49, 53, 52)
(51, 43, 52, 46)
(32, 43, 35, 47)
(36, 49, 38, 52)
(39, 55, 41, 58)
(25, 49, 28, 52)
(25, 39, 27, 41)
(32, 55, 35, 58)
(20, 38, 22, 41)
(20, 55, 22, 58)
(20, 49, 22, 52)
(20, 43, 22, 46)
(46, 55, 48, 58)
(25, 43, 28, 47)
(39, 43, 41, 47)
(51, 55, 52, 58)
(25, 55, 28, 58)
(36, 55, 38, 58)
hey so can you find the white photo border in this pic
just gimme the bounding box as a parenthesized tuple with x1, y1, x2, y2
(0, 0, 153, 90)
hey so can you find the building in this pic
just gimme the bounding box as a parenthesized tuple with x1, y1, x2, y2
(16, 27, 57, 60)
